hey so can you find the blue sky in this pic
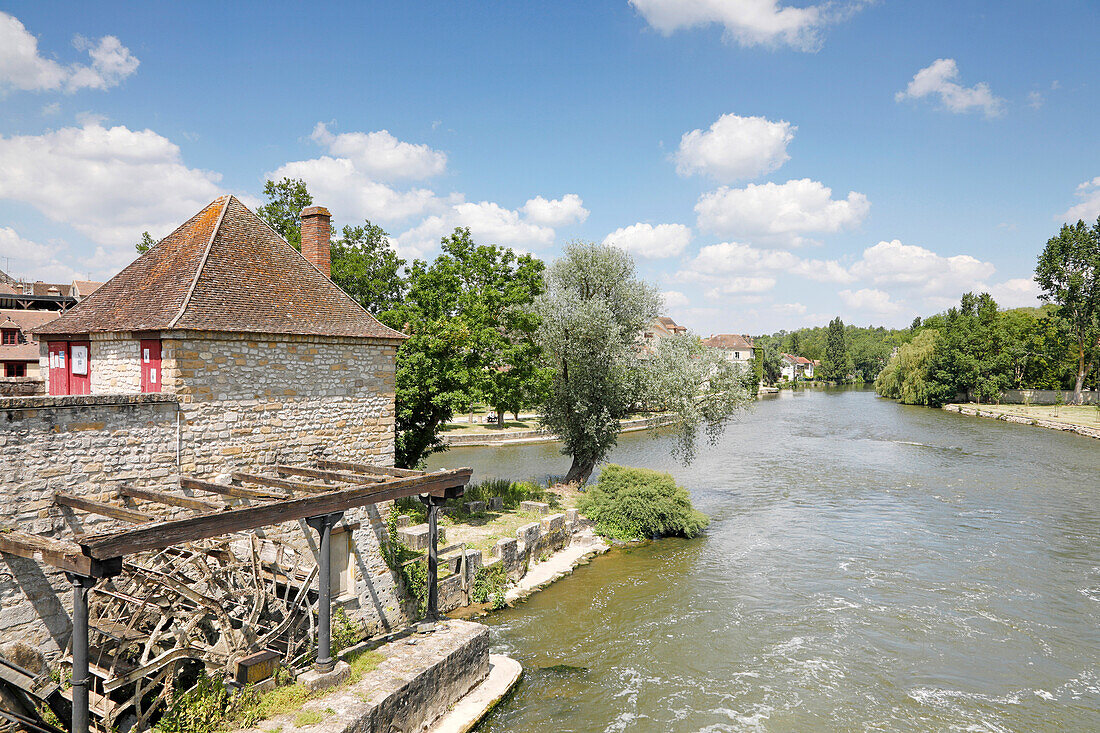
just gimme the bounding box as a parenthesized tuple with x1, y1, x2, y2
(1, 1, 1097, 334)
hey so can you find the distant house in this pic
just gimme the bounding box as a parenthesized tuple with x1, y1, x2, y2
(1, 309, 60, 379)
(702, 333, 754, 366)
(640, 316, 688, 354)
(780, 353, 815, 380)
(0, 271, 103, 312)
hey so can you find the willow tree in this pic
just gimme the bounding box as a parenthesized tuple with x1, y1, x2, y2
(537, 242, 750, 484)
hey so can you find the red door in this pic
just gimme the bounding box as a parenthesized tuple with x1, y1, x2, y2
(140, 339, 162, 393)
(69, 341, 91, 395)
(48, 342, 69, 395)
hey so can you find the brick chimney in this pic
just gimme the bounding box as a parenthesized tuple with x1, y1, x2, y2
(300, 205, 332, 277)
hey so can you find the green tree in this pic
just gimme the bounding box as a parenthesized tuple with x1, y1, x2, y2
(751, 335, 784, 385)
(135, 231, 156, 254)
(820, 317, 853, 382)
(393, 229, 545, 467)
(875, 329, 938, 404)
(927, 292, 1013, 405)
(330, 222, 407, 318)
(535, 242, 661, 484)
(257, 178, 312, 249)
(1035, 218, 1100, 403)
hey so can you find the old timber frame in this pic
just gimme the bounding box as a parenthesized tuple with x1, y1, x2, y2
(0, 459, 469, 733)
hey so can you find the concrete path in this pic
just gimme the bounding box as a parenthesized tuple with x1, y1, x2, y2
(505, 530, 609, 603)
(433, 654, 522, 733)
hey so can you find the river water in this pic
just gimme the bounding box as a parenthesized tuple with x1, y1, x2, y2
(427, 389, 1100, 732)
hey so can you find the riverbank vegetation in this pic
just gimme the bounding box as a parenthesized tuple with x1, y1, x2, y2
(578, 464, 709, 541)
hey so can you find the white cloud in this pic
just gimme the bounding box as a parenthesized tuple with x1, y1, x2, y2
(985, 278, 1041, 308)
(776, 302, 807, 315)
(310, 122, 446, 182)
(706, 276, 777, 296)
(1027, 91, 1044, 110)
(674, 113, 795, 182)
(678, 241, 853, 289)
(895, 59, 1004, 118)
(851, 239, 995, 295)
(0, 13, 138, 94)
(695, 178, 869, 246)
(603, 222, 692, 259)
(521, 194, 589, 226)
(629, 0, 862, 51)
(269, 156, 442, 225)
(0, 122, 223, 250)
(839, 288, 902, 315)
(0, 227, 86, 282)
(1063, 177, 1100, 222)
(662, 290, 690, 308)
(395, 200, 557, 259)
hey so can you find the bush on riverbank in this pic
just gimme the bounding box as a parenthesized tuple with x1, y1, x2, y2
(578, 464, 708, 540)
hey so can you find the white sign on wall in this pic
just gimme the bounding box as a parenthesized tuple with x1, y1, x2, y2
(71, 345, 88, 376)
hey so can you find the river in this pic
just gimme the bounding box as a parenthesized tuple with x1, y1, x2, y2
(426, 388, 1100, 732)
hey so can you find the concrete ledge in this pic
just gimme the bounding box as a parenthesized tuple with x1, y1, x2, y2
(432, 654, 522, 733)
(298, 660, 350, 692)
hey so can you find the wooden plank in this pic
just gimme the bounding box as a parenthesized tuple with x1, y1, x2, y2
(274, 465, 382, 484)
(0, 528, 120, 577)
(80, 468, 473, 559)
(54, 492, 152, 524)
(119, 486, 223, 512)
(180, 476, 286, 501)
(316, 459, 424, 477)
(232, 472, 333, 494)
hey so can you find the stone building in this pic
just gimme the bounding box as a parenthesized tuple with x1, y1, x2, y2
(2, 195, 413, 655)
(701, 333, 755, 366)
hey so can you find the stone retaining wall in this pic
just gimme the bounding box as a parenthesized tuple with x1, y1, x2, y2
(944, 403, 1100, 440)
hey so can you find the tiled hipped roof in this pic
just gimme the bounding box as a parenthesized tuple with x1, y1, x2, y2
(36, 196, 406, 341)
(702, 334, 754, 350)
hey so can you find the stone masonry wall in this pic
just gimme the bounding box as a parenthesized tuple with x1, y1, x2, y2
(0, 331, 410, 656)
(0, 395, 179, 653)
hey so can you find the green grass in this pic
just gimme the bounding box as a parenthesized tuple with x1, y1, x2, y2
(292, 710, 324, 727)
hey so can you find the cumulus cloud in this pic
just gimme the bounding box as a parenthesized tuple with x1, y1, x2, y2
(521, 194, 589, 226)
(695, 178, 869, 246)
(677, 241, 853, 296)
(895, 59, 1004, 118)
(395, 201, 557, 259)
(839, 288, 902, 315)
(674, 113, 795, 182)
(0, 12, 138, 94)
(310, 122, 446, 181)
(0, 122, 223, 250)
(662, 290, 690, 308)
(629, 0, 863, 51)
(776, 302, 807, 315)
(850, 239, 995, 296)
(0, 227, 88, 282)
(706, 276, 777, 296)
(603, 222, 692, 259)
(1063, 177, 1100, 222)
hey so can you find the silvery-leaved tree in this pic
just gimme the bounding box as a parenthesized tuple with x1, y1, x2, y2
(537, 242, 751, 484)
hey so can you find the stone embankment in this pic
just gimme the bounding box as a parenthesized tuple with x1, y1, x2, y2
(944, 403, 1100, 440)
(443, 415, 677, 447)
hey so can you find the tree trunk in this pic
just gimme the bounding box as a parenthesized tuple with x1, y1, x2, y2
(1074, 347, 1087, 405)
(564, 455, 596, 486)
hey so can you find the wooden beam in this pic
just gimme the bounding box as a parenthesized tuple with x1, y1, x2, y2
(274, 465, 382, 484)
(231, 472, 333, 494)
(0, 528, 121, 577)
(316, 459, 424, 477)
(119, 486, 223, 512)
(54, 492, 152, 524)
(180, 476, 287, 501)
(79, 468, 473, 559)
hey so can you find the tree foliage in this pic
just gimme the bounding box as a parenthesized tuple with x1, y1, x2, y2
(820, 316, 854, 382)
(536, 242, 660, 484)
(577, 464, 709, 540)
(135, 231, 156, 254)
(1035, 218, 1100, 403)
(330, 222, 407, 318)
(874, 329, 938, 404)
(257, 178, 312, 249)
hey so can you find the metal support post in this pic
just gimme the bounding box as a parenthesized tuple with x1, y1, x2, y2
(420, 495, 440, 621)
(306, 511, 344, 673)
(67, 573, 96, 733)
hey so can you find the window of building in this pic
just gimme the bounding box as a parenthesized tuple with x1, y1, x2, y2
(1, 329, 17, 346)
(3, 363, 26, 378)
(734, 351, 740, 359)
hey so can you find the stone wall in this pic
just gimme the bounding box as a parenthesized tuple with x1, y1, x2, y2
(88, 336, 143, 394)
(0, 377, 44, 397)
(992, 388, 1100, 405)
(0, 395, 180, 652)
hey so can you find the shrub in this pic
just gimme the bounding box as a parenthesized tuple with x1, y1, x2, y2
(471, 564, 507, 604)
(461, 478, 547, 509)
(578, 464, 708, 541)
